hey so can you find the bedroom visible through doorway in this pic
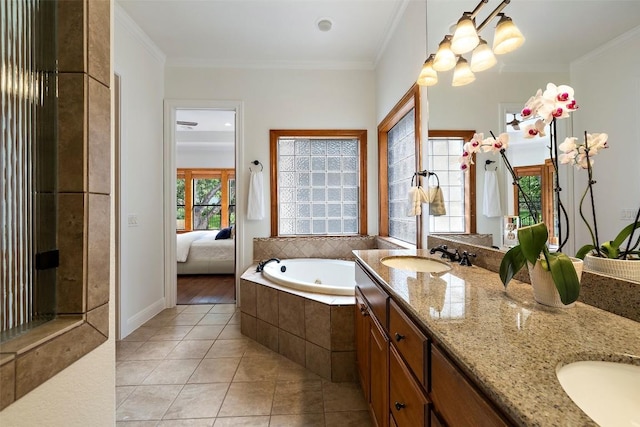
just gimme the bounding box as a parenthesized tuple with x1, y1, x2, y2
(175, 109, 236, 304)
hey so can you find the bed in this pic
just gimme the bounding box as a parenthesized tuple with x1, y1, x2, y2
(177, 230, 235, 275)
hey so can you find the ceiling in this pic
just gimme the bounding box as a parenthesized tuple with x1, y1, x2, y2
(118, 0, 640, 71)
(119, 0, 640, 147)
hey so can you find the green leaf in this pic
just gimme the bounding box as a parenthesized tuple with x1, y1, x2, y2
(601, 241, 618, 259)
(612, 222, 640, 249)
(576, 244, 595, 260)
(500, 245, 526, 288)
(517, 223, 548, 264)
(547, 253, 580, 305)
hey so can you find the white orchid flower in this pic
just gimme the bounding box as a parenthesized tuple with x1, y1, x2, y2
(521, 89, 543, 119)
(587, 133, 609, 153)
(524, 120, 547, 138)
(559, 137, 577, 153)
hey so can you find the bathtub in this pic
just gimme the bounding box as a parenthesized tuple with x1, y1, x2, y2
(261, 258, 356, 295)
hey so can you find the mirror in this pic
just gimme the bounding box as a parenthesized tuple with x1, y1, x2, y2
(425, 1, 640, 251)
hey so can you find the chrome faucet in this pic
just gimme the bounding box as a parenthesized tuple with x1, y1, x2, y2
(429, 245, 460, 262)
(256, 258, 281, 272)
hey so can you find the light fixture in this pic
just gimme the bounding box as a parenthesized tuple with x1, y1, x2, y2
(470, 37, 496, 72)
(433, 36, 457, 72)
(416, 0, 524, 87)
(451, 13, 479, 54)
(492, 14, 525, 54)
(317, 18, 333, 32)
(452, 56, 476, 87)
(417, 54, 438, 86)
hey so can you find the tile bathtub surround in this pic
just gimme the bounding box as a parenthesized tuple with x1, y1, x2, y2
(253, 236, 376, 262)
(115, 304, 372, 426)
(239, 273, 357, 382)
(427, 235, 640, 322)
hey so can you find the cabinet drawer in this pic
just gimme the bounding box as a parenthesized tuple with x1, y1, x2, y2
(431, 345, 509, 427)
(389, 346, 429, 427)
(356, 263, 388, 327)
(389, 299, 428, 386)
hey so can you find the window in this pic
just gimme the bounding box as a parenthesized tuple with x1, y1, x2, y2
(177, 168, 235, 231)
(513, 159, 555, 242)
(427, 130, 476, 234)
(378, 85, 421, 246)
(270, 130, 367, 236)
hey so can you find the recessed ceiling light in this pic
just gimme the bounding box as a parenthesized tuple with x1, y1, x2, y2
(317, 18, 333, 32)
(224, 122, 232, 127)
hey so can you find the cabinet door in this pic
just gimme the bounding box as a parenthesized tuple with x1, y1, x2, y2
(389, 346, 429, 427)
(355, 287, 370, 402)
(370, 315, 389, 427)
(431, 345, 509, 427)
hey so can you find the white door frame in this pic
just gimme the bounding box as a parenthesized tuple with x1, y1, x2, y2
(163, 99, 244, 308)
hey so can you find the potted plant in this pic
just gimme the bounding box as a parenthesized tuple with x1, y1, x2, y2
(560, 132, 640, 281)
(461, 83, 588, 307)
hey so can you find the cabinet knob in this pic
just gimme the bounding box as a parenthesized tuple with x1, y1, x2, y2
(394, 402, 406, 411)
(394, 332, 405, 342)
(359, 304, 368, 316)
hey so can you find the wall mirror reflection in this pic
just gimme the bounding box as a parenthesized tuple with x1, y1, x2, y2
(425, 0, 640, 257)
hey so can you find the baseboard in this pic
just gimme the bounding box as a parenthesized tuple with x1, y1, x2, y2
(122, 297, 166, 338)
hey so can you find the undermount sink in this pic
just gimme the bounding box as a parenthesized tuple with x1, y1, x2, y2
(380, 256, 451, 274)
(556, 360, 640, 426)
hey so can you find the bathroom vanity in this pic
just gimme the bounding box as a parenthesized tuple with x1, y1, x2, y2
(353, 249, 640, 427)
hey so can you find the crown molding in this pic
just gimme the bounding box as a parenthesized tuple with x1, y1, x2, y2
(166, 57, 375, 70)
(115, 4, 166, 65)
(373, 0, 411, 67)
(571, 24, 640, 68)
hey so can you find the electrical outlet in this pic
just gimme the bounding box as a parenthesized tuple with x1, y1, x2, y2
(128, 214, 139, 227)
(620, 209, 636, 221)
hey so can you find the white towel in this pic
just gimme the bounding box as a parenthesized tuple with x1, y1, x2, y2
(247, 169, 264, 220)
(483, 170, 502, 217)
(407, 187, 422, 216)
(429, 186, 446, 216)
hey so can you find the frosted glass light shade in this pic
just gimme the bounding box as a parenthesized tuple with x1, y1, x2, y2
(452, 57, 475, 87)
(470, 38, 497, 72)
(493, 15, 525, 55)
(433, 36, 456, 72)
(451, 13, 479, 55)
(417, 55, 438, 86)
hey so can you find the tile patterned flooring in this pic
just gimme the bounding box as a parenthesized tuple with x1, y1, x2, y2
(116, 304, 372, 426)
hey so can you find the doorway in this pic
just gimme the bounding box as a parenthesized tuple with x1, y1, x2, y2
(164, 101, 244, 308)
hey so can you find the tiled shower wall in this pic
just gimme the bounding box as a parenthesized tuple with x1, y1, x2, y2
(0, 0, 111, 409)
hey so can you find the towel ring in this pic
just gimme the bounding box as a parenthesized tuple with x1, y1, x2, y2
(250, 160, 263, 172)
(485, 160, 497, 171)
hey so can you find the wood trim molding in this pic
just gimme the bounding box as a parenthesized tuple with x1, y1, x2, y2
(377, 84, 420, 242)
(269, 129, 367, 237)
(428, 130, 476, 234)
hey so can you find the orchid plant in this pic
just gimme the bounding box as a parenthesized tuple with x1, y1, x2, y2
(559, 132, 640, 261)
(460, 83, 586, 305)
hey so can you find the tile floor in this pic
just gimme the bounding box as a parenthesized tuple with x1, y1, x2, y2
(116, 304, 372, 426)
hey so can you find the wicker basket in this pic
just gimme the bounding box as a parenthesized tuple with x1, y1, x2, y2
(584, 254, 640, 283)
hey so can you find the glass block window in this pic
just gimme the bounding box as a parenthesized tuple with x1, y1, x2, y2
(387, 109, 417, 244)
(428, 136, 467, 233)
(271, 130, 367, 236)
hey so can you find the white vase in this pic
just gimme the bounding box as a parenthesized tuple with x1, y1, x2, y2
(527, 258, 583, 308)
(583, 254, 640, 283)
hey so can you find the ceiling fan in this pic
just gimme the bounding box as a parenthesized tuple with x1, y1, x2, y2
(176, 120, 198, 127)
(507, 114, 521, 130)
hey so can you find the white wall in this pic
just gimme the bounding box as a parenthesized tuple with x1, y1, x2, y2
(165, 67, 377, 271)
(115, 6, 167, 337)
(176, 145, 235, 169)
(570, 26, 640, 252)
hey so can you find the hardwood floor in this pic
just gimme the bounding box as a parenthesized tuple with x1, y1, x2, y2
(177, 274, 236, 305)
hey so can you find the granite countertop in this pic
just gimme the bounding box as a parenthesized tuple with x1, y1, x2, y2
(353, 249, 640, 427)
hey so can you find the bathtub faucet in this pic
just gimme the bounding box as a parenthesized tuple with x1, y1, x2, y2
(256, 258, 281, 272)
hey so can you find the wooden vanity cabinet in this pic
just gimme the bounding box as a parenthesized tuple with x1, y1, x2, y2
(355, 261, 513, 427)
(355, 283, 389, 427)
